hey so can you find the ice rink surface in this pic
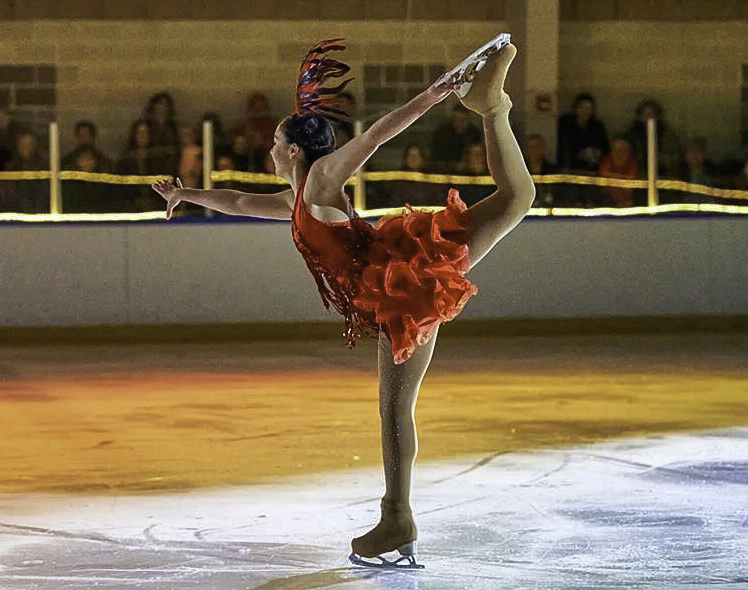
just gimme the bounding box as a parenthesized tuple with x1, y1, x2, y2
(1, 333, 747, 589)
(2, 428, 747, 590)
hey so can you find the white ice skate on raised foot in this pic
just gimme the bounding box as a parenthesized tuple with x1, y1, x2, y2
(438, 33, 511, 98)
(349, 541, 425, 569)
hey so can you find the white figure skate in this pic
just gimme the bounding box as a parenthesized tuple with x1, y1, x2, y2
(438, 33, 512, 97)
(349, 541, 425, 569)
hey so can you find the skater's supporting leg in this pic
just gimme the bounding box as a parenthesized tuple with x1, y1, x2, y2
(378, 328, 438, 508)
(350, 329, 438, 559)
(461, 44, 536, 268)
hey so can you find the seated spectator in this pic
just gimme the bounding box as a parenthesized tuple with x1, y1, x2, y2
(227, 133, 252, 171)
(402, 143, 425, 173)
(215, 153, 236, 181)
(557, 92, 610, 173)
(456, 142, 489, 176)
(624, 98, 681, 180)
(61, 120, 112, 172)
(142, 92, 180, 177)
(1, 129, 48, 213)
(173, 126, 205, 216)
(232, 91, 278, 171)
(388, 144, 440, 207)
(0, 106, 20, 172)
(116, 119, 163, 212)
(430, 103, 482, 173)
(522, 133, 558, 207)
(722, 157, 748, 205)
(734, 159, 748, 191)
(677, 138, 717, 203)
(212, 153, 244, 194)
(62, 145, 116, 213)
(710, 156, 744, 190)
(454, 142, 493, 206)
(177, 126, 202, 189)
(599, 136, 639, 207)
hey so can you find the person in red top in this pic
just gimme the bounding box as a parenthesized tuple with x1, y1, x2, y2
(231, 91, 279, 170)
(153, 36, 534, 568)
(598, 136, 639, 207)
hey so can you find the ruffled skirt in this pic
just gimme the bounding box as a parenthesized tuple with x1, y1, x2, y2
(353, 189, 478, 364)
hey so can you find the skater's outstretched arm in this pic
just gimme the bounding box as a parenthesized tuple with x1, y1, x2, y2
(312, 76, 462, 190)
(152, 178, 294, 220)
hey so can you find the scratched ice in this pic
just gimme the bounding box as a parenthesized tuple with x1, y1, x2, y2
(1, 429, 747, 589)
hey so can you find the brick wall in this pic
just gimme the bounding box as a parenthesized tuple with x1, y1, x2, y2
(0, 0, 506, 21)
(1, 0, 745, 21)
(1, 18, 747, 167)
(560, 0, 748, 21)
(0, 64, 56, 140)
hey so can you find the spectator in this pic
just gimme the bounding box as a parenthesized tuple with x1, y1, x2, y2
(402, 143, 426, 173)
(523, 133, 558, 207)
(457, 142, 489, 176)
(1, 129, 48, 213)
(455, 142, 493, 206)
(557, 92, 609, 173)
(227, 133, 252, 171)
(61, 120, 112, 172)
(62, 145, 115, 213)
(624, 98, 681, 180)
(677, 138, 717, 202)
(215, 152, 236, 177)
(212, 153, 244, 193)
(388, 144, 440, 207)
(523, 134, 556, 176)
(0, 106, 20, 172)
(177, 126, 202, 189)
(143, 92, 180, 177)
(232, 91, 278, 171)
(599, 136, 639, 207)
(734, 159, 748, 191)
(430, 103, 482, 173)
(116, 119, 163, 212)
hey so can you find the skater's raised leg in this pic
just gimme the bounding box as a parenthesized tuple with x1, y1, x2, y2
(461, 44, 536, 268)
(350, 329, 438, 565)
(349, 40, 534, 570)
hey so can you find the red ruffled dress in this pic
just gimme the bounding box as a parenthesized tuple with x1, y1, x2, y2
(291, 175, 478, 364)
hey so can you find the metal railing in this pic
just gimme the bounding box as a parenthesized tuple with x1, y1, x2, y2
(1, 119, 747, 221)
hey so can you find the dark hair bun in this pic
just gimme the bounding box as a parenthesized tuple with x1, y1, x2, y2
(283, 113, 336, 164)
(303, 117, 318, 134)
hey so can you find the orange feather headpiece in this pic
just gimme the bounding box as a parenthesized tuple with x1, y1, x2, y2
(294, 38, 353, 121)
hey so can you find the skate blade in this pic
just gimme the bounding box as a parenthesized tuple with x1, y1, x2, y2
(438, 32, 511, 98)
(349, 544, 425, 570)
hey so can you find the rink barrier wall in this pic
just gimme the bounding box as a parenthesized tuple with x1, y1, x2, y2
(1, 215, 746, 330)
(2, 315, 748, 347)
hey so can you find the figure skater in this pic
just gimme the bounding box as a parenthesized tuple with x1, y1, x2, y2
(153, 36, 534, 568)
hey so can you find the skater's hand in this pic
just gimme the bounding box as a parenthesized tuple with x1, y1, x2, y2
(427, 72, 474, 104)
(152, 177, 183, 220)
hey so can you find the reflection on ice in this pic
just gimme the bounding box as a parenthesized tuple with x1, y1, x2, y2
(1, 428, 747, 589)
